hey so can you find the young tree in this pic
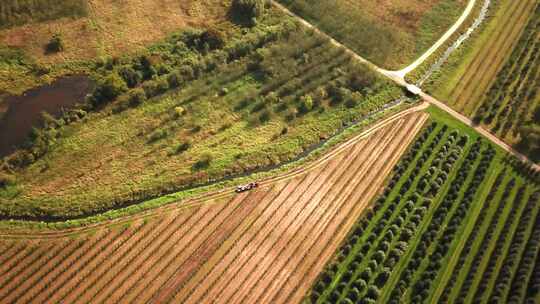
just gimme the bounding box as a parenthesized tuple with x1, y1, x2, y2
(46, 33, 64, 53)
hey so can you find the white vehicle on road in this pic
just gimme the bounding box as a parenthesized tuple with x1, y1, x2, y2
(236, 182, 259, 193)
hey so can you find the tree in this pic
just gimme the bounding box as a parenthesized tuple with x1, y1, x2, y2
(231, 0, 265, 25)
(298, 94, 314, 114)
(366, 285, 380, 300)
(128, 88, 147, 107)
(118, 66, 142, 88)
(91, 73, 128, 107)
(46, 33, 64, 53)
(193, 153, 212, 170)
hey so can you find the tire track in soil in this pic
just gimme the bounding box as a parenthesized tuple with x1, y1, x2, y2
(148, 189, 272, 303)
(232, 118, 408, 304)
(203, 126, 393, 304)
(180, 131, 381, 304)
(173, 177, 310, 303)
(281, 114, 428, 304)
(116, 194, 249, 304)
(65, 205, 204, 304)
(115, 190, 279, 304)
(251, 116, 421, 304)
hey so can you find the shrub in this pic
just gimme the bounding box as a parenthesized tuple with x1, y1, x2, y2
(118, 66, 142, 88)
(167, 71, 183, 88)
(231, 0, 265, 25)
(193, 153, 213, 170)
(0, 172, 15, 188)
(148, 128, 168, 143)
(298, 94, 314, 114)
(46, 33, 64, 53)
(91, 73, 128, 106)
(171, 142, 190, 155)
(128, 88, 147, 107)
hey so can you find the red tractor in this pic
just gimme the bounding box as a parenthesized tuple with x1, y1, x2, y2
(236, 182, 259, 193)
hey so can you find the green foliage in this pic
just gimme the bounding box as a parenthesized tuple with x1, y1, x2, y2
(148, 128, 168, 143)
(91, 73, 128, 107)
(193, 153, 212, 171)
(170, 142, 191, 155)
(45, 33, 64, 53)
(0, 172, 15, 188)
(118, 66, 142, 88)
(231, 0, 265, 26)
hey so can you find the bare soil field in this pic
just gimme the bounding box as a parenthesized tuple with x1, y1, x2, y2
(0, 111, 427, 304)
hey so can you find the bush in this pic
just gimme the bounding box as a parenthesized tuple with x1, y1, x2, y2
(148, 128, 168, 143)
(91, 73, 128, 107)
(128, 88, 147, 107)
(167, 71, 183, 88)
(0, 172, 15, 188)
(171, 142, 191, 155)
(298, 94, 314, 114)
(193, 153, 212, 170)
(46, 33, 64, 53)
(231, 0, 265, 25)
(118, 66, 142, 88)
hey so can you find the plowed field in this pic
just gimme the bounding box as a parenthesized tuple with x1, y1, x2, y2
(0, 111, 427, 304)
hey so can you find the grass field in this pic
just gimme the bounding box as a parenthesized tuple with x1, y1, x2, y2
(0, 112, 427, 304)
(427, 0, 539, 158)
(0, 0, 229, 97)
(0, 7, 402, 220)
(277, 0, 466, 70)
(304, 105, 540, 304)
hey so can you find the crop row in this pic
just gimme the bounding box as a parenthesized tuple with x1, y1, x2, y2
(506, 209, 540, 303)
(438, 169, 507, 302)
(525, 246, 540, 302)
(471, 184, 531, 302)
(409, 144, 495, 303)
(306, 122, 469, 304)
(198, 123, 404, 302)
(487, 190, 540, 303)
(388, 139, 491, 303)
(175, 130, 385, 303)
(474, 3, 540, 135)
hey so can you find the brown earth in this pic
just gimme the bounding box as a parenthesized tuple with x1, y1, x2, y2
(0, 111, 428, 304)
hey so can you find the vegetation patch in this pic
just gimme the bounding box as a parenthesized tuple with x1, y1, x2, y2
(423, 0, 539, 160)
(305, 105, 540, 304)
(0, 6, 401, 220)
(277, 0, 465, 69)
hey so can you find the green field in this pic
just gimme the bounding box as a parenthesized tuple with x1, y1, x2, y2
(304, 105, 540, 304)
(0, 0, 87, 29)
(0, 6, 401, 220)
(277, 0, 465, 70)
(424, 0, 539, 160)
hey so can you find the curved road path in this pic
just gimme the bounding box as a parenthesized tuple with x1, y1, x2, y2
(272, 0, 539, 171)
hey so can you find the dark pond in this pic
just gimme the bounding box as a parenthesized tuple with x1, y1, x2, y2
(0, 75, 93, 157)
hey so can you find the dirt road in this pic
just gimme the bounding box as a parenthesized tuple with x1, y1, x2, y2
(272, 0, 539, 171)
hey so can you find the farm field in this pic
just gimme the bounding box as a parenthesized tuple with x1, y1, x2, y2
(0, 7, 401, 220)
(0, 0, 229, 97)
(0, 111, 428, 304)
(304, 106, 540, 304)
(277, 0, 466, 70)
(429, 0, 539, 159)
